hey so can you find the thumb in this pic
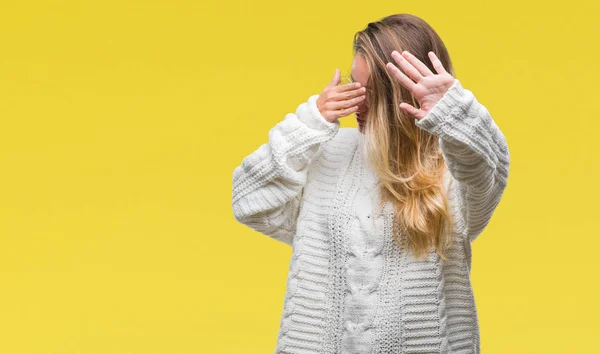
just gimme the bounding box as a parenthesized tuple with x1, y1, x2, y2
(327, 68, 340, 88)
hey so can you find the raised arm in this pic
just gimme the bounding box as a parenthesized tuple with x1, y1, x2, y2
(386, 50, 511, 243)
(231, 94, 340, 246)
(233, 68, 366, 246)
(415, 78, 511, 242)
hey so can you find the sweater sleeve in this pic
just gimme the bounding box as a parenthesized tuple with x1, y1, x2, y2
(231, 94, 340, 246)
(415, 78, 510, 242)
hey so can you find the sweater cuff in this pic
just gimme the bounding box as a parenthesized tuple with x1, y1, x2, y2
(299, 94, 340, 133)
(414, 78, 470, 135)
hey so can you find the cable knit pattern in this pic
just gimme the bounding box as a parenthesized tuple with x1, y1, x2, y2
(340, 142, 385, 353)
(231, 78, 510, 353)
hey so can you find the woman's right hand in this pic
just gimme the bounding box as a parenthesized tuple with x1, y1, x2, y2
(316, 68, 367, 123)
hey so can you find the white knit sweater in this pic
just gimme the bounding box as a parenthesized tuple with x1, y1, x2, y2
(232, 78, 510, 353)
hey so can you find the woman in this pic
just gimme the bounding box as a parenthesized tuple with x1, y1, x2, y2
(232, 13, 510, 354)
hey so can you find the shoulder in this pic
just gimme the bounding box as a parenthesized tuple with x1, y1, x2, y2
(325, 127, 359, 151)
(311, 128, 360, 175)
(300, 128, 359, 218)
(316, 127, 359, 165)
(305, 127, 359, 178)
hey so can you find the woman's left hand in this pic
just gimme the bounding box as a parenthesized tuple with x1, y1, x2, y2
(386, 50, 455, 121)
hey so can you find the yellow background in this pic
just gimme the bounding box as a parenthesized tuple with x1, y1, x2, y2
(0, 0, 598, 353)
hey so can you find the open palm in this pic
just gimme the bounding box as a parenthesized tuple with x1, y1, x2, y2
(386, 50, 455, 121)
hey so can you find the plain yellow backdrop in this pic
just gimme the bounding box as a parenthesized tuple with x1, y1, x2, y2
(0, 0, 598, 353)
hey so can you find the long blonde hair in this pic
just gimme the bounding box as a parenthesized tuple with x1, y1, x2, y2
(351, 14, 457, 261)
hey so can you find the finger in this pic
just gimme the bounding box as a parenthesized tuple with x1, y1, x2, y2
(328, 94, 366, 110)
(391, 50, 423, 83)
(386, 62, 417, 92)
(334, 81, 362, 93)
(328, 68, 341, 87)
(400, 102, 425, 120)
(333, 105, 359, 119)
(401, 50, 434, 77)
(331, 86, 366, 101)
(428, 51, 448, 75)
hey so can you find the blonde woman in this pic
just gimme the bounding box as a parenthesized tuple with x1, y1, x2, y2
(232, 13, 510, 354)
